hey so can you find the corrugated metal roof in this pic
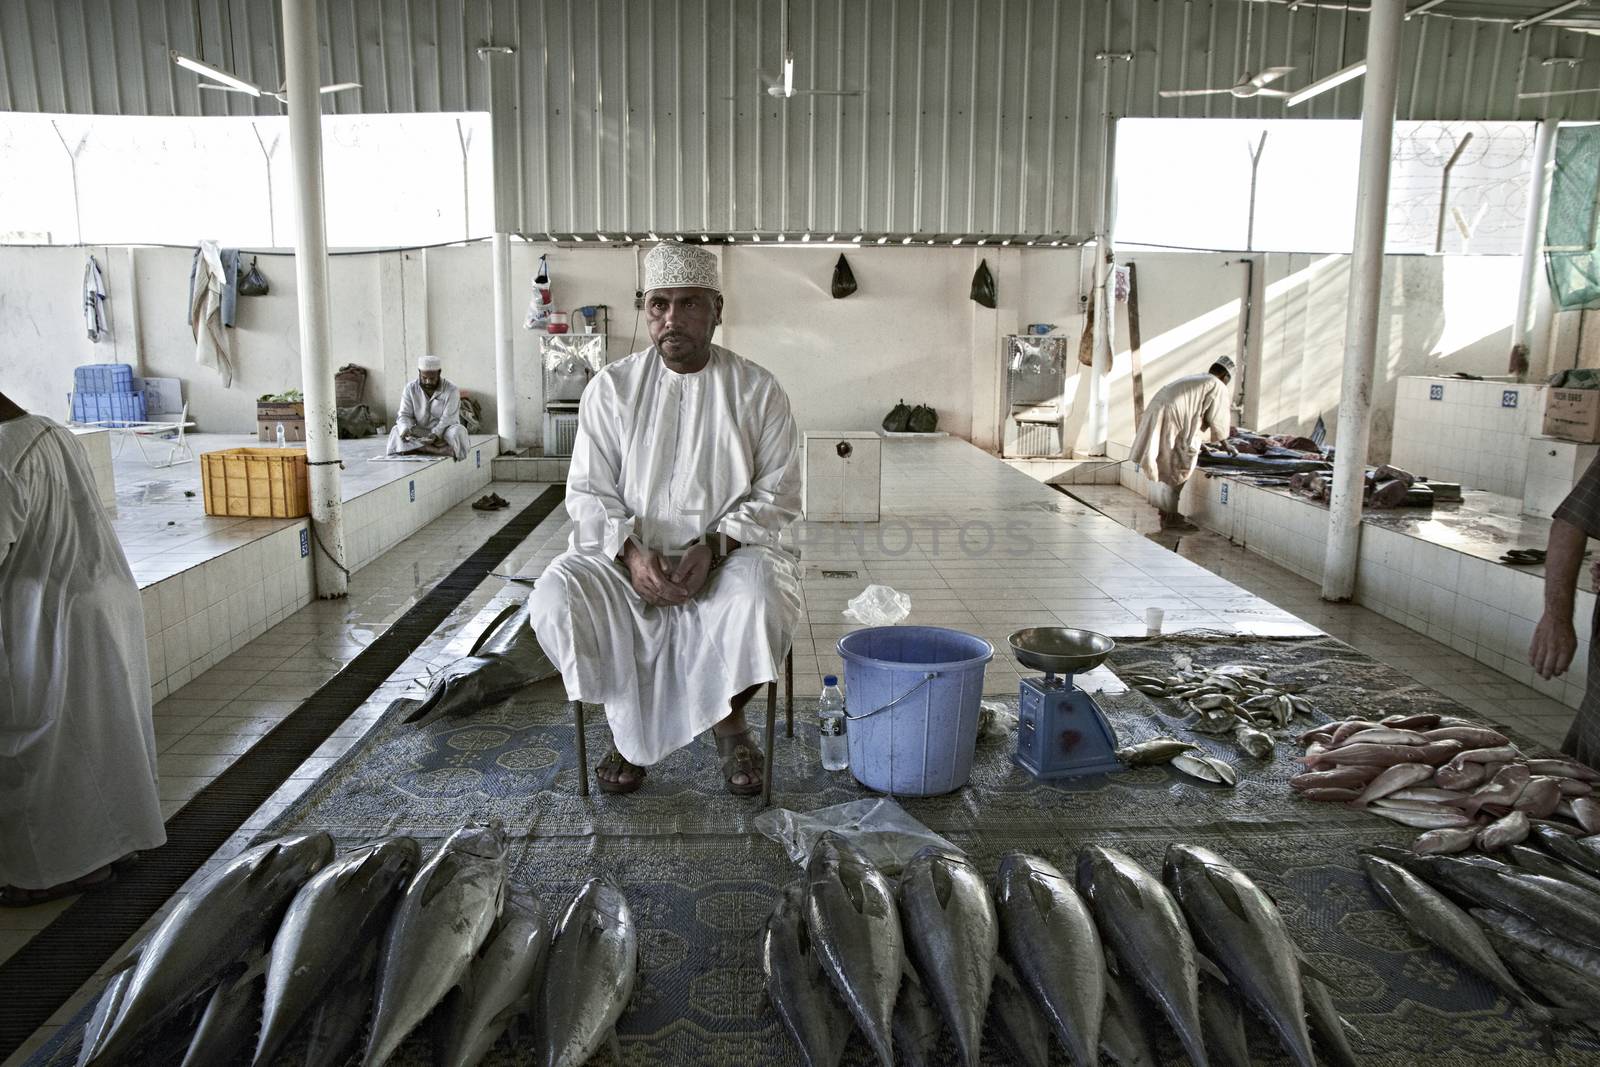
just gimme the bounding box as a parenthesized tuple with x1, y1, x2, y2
(3, 0, 1598, 236)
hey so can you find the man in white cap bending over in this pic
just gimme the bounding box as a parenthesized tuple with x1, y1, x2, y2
(527, 242, 802, 796)
(386, 355, 469, 461)
(1127, 356, 1237, 531)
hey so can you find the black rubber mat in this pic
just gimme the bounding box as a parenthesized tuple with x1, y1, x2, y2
(0, 485, 564, 1060)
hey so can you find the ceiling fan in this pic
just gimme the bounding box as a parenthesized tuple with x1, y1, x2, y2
(1159, 67, 1296, 100)
(170, 50, 361, 104)
(759, 0, 863, 100)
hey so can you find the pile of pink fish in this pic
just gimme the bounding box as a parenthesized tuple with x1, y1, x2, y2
(1293, 712, 1600, 854)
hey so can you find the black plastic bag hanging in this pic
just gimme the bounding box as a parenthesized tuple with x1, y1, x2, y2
(883, 399, 912, 432)
(831, 253, 858, 299)
(908, 404, 939, 433)
(970, 258, 997, 309)
(237, 257, 269, 296)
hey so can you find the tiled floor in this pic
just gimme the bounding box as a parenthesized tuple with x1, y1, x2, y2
(0, 438, 1582, 1064)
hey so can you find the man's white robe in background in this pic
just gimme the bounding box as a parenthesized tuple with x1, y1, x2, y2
(386, 378, 469, 460)
(527, 344, 803, 767)
(0, 415, 166, 889)
(1127, 372, 1231, 513)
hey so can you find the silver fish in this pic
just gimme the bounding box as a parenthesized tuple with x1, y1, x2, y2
(537, 876, 638, 1067)
(435, 890, 551, 1067)
(1233, 724, 1274, 760)
(1351, 763, 1435, 807)
(181, 953, 267, 1067)
(1528, 757, 1600, 782)
(804, 833, 902, 1067)
(1366, 805, 1472, 830)
(1504, 843, 1600, 897)
(1530, 822, 1600, 879)
(1301, 970, 1361, 1067)
(898, 849, 996, 1067)
(763, 882, 851, 1067)
(996, 853, 1104, 1067)
(1387, 787, 1470, 804)
(1102, 961, 1160, 1067)
(304, 940, 380, 1067)
(1115, 736, 1199, 767)
(1173, 751, 1238, 787)
(76, 957, 139, 1067)
(1573, 796, 1600, 833)
(891, 961, 943, 1067)
(1476, 811, 1530, 852)
(1359, 856, 1547, 1021)
(1411, 827, 1478, 855)
(404, 603, 557, 725)
(253, 837, 421, 1067)
(366, 824, 509, 1067)
(1164, 845, 1313, 1067)
(987, 956, 1051, 1067)
(1077, 846, 1208, 1067)
(1196, 969, 1251, 1067)
(1478, 921, 1600, 1023)
(1472, 908, 1600, 981)
(81, 833, 334, 1067)
(1329, 728, 1427, 748)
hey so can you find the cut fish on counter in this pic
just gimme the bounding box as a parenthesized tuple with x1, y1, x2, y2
(995, 853, 1104, 1067)
(365, 824, 509, 1067)
(804, 833, 902, 1067)
(434, 890, 552, 1067)
(537, 876, 639, 1067)
(898, 848, 997, 1067)
(1076, 846, 1209, 1067)
(763, 883, 851, 1067)
(79, 833, 334, 1067)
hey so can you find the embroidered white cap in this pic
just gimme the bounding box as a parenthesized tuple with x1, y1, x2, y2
(1213, 354, 1236, 375)
(643, 242, 721, 293)
(417, 355, 443, 371)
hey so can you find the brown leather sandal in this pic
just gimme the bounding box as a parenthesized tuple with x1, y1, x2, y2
(714, 729, 765, 797)
(595, 749, 646, 794)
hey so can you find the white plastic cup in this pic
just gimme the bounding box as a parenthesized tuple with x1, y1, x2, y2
(1144, 606, 1165, 634)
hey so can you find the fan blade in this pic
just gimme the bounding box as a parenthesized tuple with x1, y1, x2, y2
(792, 88, 864, 96)
(319, 82, 362, 94)
(1251, 66, 1295, 87)
(1518, 87, 1600, 98)
(197, 84, 258, 94)
(1254, 88, 1292, 97)
(1158, 88, 1235, 97)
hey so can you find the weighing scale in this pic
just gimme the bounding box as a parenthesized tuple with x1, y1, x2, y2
(1007, 627, 1124, 780)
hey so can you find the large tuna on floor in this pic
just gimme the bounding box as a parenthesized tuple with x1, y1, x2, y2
(996, 853, 1104, 1067)
(537, 876, 639, 1067)
(364, 824, 509, 1067)
(804, 833, 902, 1067)
(252, 837, 421, 1067)
(898, 848, 997, 1067)
(986, 956, 1051, 1067)
(180, 953, 268, 1067)
(79, 833, 334, 1067)
(435, 890, 552, 1067)
(1076, 846, 1208, 1067)
(303, 941, 380, 1067)
(1163, 844, 1315, 1067)
(763, 882, 851, 1067)
(404, 603, 557, 725)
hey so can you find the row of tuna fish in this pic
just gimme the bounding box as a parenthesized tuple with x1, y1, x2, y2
(765, 832, 1359, 1067)
(1292, 712, 1600, 854)
(74, 824, 637, 1067)
(1362, 829, 1600, 1035)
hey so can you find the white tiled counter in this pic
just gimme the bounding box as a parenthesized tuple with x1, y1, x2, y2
(69, 426, 116, 509)
(1389, 376, 1545, 497)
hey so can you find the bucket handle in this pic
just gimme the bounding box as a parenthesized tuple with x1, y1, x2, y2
(845, 672, 938, 721)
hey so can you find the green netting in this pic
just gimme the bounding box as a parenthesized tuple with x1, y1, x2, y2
(1546, 124, 1600, 310)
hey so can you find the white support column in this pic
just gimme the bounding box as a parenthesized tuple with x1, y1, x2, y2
(1321, 0, 1404, 602)
(1086, 116, 1118, 456)
(492, 231, 516, 449)
(1512, 117, 1559, 378)
(485, 42, 520, 452)
(282, 0, 347, 598)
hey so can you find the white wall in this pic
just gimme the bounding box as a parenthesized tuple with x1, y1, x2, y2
(0, 240, 1528, 465)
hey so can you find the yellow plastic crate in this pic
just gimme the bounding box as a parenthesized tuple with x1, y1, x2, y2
(200, 447, 311, 518)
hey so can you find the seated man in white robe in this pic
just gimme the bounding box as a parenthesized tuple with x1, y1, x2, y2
(0, 390, 166, 905)
(386, 355, 470, 461)
(527, 242, 803, 796)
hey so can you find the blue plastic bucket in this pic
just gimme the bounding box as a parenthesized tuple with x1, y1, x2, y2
(837, 626, 994, 796)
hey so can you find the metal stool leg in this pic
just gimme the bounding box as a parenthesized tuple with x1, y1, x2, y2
(784, 648, 794, 738)
(571, 699, 589, 798)
(763, 681, 777, 808)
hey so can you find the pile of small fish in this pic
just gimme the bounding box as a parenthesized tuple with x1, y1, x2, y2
(1293, 712, 1600, 854)
(74, 823, 638, 1067)
(1123, 660, 1321, 766)
(1361, 833, 1600, 1035)
(766, 832, 1359, 1066)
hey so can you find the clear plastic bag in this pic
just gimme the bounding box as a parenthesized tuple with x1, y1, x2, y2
(754, 798, 961, 874)
(843, 584, 912, 626)
(976, 699, 1017, 743)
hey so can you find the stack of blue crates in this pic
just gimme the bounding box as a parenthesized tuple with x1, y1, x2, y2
(69, 363, 146, 426)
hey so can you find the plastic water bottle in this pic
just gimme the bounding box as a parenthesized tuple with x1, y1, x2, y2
(819, 675, 848, 771)
(275, 422, 286, 447)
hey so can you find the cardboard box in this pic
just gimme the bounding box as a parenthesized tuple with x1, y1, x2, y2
(258, 418, 306, 443)
(1543, 389, 1600, 443)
